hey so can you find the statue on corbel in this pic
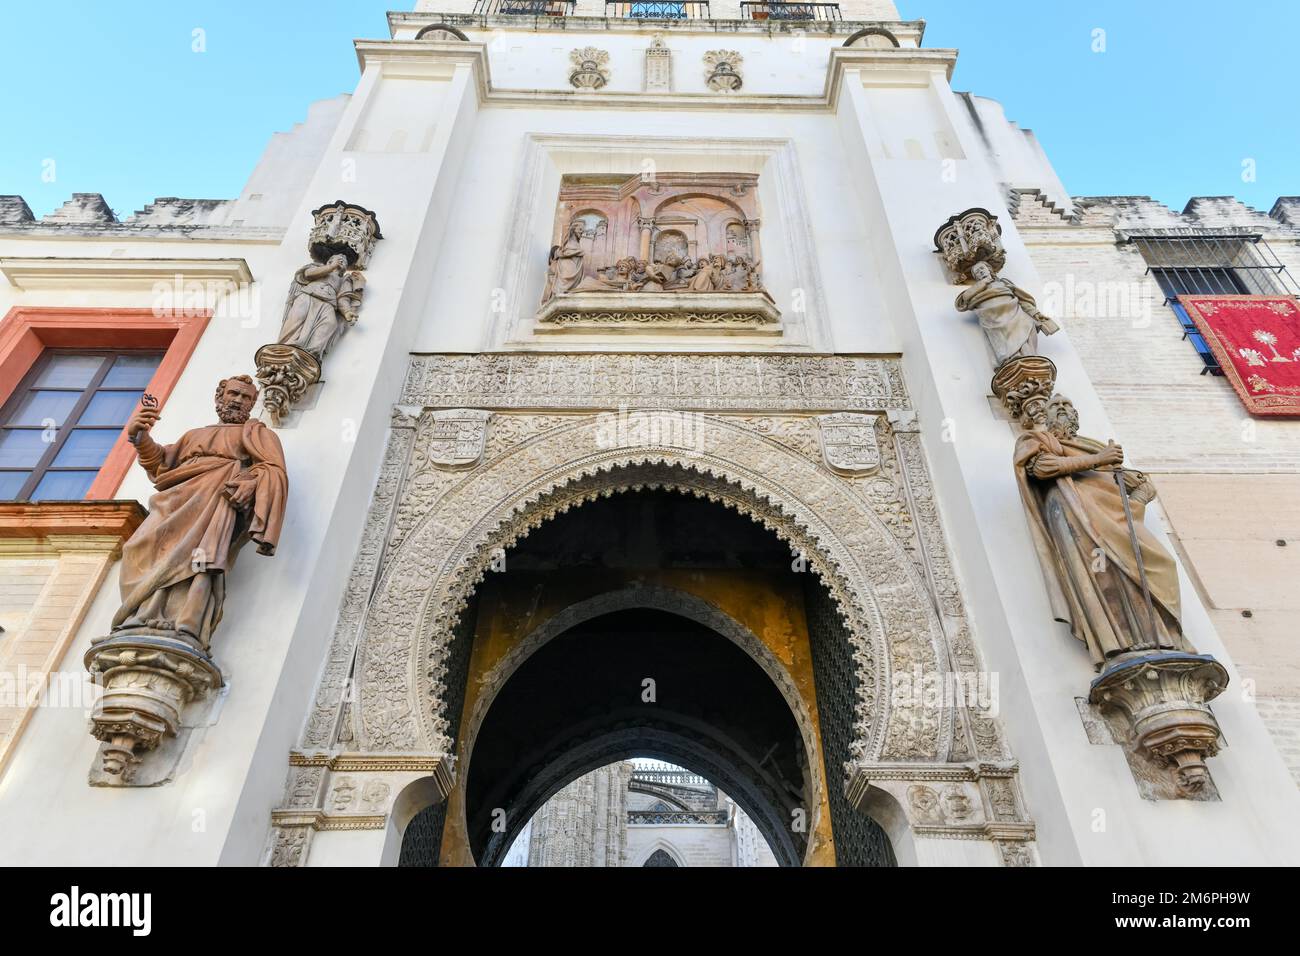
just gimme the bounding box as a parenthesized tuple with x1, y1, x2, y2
(935, 208, 1060, 366)
(84, 376, 288, 783)
(936, 207, 1230, 797)
(255, 201, 382, 426)
(991, 357, 1228, 797)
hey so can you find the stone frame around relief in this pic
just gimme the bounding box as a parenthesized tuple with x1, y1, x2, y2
(486, 133, 832, 352)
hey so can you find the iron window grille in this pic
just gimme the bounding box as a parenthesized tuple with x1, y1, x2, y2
(741, 2, 842, 20)
(1128, 229, 1300, 376)
(606, 2, 712, 18)
(0, 350, 162, 501)
(472, 0, 575, 15)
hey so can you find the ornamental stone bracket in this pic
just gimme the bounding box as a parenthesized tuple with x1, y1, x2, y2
(266, 751, 454, 867)
(256, 200, 382, 427)
(847, 761, 1038, 866)
(84, 634, 224, 784)
(535, 290, 782, 335)
(1089, 651, 1229, 798)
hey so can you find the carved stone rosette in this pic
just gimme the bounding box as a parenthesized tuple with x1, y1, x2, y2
(254, 343, 321, 428)
(933, 207, 1006, 283)
(84, 633, 223, 779)
(308, 200, 382, 269)
(1089, 651, 1229, 796)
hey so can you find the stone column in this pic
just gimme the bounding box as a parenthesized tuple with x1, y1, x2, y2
(637, 217, 654, 261)
(744, 217, 762, 264)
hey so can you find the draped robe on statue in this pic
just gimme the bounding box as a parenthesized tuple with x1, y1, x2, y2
(114, 421, 288, 652)
(955, 274, 1042, 365)
(1014, 428, 1188, 666)
(279, 264, 363, 361)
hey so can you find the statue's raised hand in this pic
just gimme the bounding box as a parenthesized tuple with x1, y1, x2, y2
(126, 401, 160, 441)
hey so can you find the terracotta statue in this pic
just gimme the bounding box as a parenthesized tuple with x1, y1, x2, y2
(1013, 393, 1189, 667)
(279, 253, 365, 361)
(542, 221, 587, 301)
(956, 260, 1060, 366)
(116, 375, 288, 653)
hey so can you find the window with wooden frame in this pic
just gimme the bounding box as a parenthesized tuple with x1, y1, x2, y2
(0, 307, 210, 501)
(0, 350, 163, 501)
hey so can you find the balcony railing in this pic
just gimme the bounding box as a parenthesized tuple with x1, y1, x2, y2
(606, 2, 712, 18)
(631, 768, 711, 787)
(628, 810, 729, 825)
(472, 0, 575, 14)
(741, 2, 842, 20)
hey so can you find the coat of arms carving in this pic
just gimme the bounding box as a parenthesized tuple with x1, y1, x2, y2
(425, 409, 492, 469)
(817, 413, 881, 476)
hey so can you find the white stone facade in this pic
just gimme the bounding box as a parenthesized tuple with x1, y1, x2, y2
(0, 1, 1297, 868)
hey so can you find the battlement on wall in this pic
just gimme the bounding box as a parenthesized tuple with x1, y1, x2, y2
(1010, 188, 1300, 239)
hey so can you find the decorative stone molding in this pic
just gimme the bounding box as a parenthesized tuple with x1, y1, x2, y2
(847, 761, 1037, 863)
(991, 354, 1057, 422)
(0, 257, 253, 292)
(401, 353, 910, 412)
(703, 50, 743, 92)
(568, 47, 610, 90)
(535, 291, 782, 334)
(1089, 651, 1229, 796)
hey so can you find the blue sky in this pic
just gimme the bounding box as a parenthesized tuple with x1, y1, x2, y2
(2, 1, 1295, 219)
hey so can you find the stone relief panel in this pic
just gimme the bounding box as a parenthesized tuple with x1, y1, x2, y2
(537, 173, 777, 332)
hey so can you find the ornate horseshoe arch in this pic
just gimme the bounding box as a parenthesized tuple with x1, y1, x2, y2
(355, 414, 954, 767)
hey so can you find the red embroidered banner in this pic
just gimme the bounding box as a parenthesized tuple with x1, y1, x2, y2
(1181, 295, 1300, 416)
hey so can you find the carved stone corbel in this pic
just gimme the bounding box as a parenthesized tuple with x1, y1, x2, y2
(84, 634, 223, 779)
(1089, 651, 1229, 796)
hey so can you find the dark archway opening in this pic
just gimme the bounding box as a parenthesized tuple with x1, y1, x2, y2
(398, 487, 897, 867)
(467, 607, 808, 867)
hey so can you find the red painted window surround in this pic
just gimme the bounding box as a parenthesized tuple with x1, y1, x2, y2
(0, 307, 211, 500)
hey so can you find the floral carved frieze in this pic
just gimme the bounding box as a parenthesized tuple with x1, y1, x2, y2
(401, 353, 910, 411)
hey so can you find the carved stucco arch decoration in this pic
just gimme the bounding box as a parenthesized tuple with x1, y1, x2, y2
(355, 414, 952, 765)
(457, 585, 825, 835)
(415, 23, 469, 41)
(843, 28, 901, 49)
(651, 191, 747, 220)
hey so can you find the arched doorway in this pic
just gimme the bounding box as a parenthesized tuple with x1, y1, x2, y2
(397, 487, 897, 867)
